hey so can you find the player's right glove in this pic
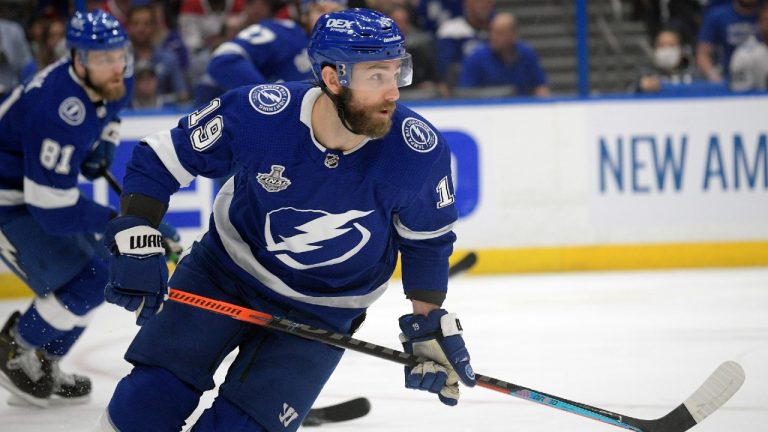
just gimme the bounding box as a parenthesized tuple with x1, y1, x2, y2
(81, 120, 120, 180)
(399, 309, 476, 406)
(104, 215, 168, 325)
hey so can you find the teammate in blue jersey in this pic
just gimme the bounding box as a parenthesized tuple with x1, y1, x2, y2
(96, 8, 476, 431)
(0, 10, 156, 408)
(194, 0, 347, 106)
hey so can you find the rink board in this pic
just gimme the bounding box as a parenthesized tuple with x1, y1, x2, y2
(3, 94, 767, 297)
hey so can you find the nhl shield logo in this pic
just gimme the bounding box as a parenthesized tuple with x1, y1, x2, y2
(257, 165, 291, 192)
(324, 153, 339, 169)
(249, 84, 290, 115)
(402, 117, 438, 153)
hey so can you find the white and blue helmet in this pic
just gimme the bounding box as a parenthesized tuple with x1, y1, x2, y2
(66, 9, 129, 52)
(308, 8, 412, 88)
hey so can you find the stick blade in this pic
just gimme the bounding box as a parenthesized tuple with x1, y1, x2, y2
(448, 251, 478, 277)
(682, 361, 745, 424)
(302, 397, 371, 427)
(648, 361, 745, 432)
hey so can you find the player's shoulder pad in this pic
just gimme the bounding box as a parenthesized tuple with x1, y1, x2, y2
(25, 61, 90, 129)
(370, 105, 449, 190)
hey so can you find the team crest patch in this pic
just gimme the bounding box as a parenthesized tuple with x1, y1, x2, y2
(249, 84, 290, 115)
(257, 165, 291, 192)
(58, 97, 86, 126)
(402, 117, 438, 153)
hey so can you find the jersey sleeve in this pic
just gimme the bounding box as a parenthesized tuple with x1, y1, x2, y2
(123, 89, 246, 206)
(208, 43, 268, 89)
(394, 139, 458, 306)
(208, 23, 280, 89)
(23, 117, 115, 235)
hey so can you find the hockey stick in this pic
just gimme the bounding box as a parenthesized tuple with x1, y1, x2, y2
(103, 170, 473, 425)
(167, 287, 744, 432)
(302, 252, 475, 425)
(448, 251, 477, 277)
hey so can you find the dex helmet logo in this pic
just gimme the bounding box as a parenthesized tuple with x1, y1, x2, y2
(326, 19, 353, 29)
(265, 207, 374, 270)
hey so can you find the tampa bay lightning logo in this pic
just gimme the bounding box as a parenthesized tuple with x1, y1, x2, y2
(249, 84, 290, 115)
(402, 117, 437, 153)
(58, 97, 86, 126)
(264, 207, 373, 270)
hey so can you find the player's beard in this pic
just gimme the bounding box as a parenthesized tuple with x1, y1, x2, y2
(86, 71, 126, 101)
(340, 88, 395, 139)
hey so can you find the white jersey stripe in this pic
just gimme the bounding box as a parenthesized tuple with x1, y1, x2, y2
(0, 189, 24, 206)
(393, 215, 455, 240)
(34, 294, 95, 331)
(23, 177, 79, 209)
(144, 130, 195, 187)
(213, 179, 389, 309)
(211, 41, 250, 59)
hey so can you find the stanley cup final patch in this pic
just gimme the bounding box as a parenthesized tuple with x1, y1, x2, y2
(249, 84, 290, 115)
(257, 165, 292, 192)
(402, 117, 438, 153)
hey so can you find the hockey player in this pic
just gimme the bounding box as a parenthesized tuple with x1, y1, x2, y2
(96, 8, 475, 431)
(193, 0, 347, 106)
(0, 10, 177, 408)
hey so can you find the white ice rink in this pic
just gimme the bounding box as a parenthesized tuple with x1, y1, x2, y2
(1, 267, 766, 431)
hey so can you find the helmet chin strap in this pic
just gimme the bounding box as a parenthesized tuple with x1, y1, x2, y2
(319, 83, 360, 136)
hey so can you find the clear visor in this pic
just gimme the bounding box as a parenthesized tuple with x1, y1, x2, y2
(337, 54, 413, 90)
(77, 45, 133, 71)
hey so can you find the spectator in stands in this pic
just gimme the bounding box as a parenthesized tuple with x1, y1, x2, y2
(130, 60, 176, 108)
(416, 0, 463, 35)
(696, 0, 760, 82)
(127, 4, 191, 105)
(179, 0, 246, 54)
(21, 17, 66, 82)
(730, 3, 768, 91)
(388, 4, 439, 93)
(633, 28, 708, 94)
(99, 0, 135, 25)
(632, 0, 704, 47)
(435, 0, 495, 96)
(456, 12, 549, 97)
(0, 16, 32, 99)
(152, 0, 190, 73)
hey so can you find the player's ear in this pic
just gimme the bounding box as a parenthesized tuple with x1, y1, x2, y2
(72, 50, 86, 76)
(321, 65, 342, 96)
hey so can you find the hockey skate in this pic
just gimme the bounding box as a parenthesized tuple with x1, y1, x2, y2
(0, 311, 54, 407)
(7, 357, 92, 407)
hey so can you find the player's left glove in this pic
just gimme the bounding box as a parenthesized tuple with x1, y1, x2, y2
(81, 120, 120, 180)
(104, 215, 168, 325)
(399, 309, 476, 406)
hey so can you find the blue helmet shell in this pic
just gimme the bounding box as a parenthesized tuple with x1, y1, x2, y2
(66, 9, 128, 51)
(308, 8, 407, 85)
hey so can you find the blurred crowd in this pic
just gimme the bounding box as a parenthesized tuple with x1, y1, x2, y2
(0, 0, 766, 110)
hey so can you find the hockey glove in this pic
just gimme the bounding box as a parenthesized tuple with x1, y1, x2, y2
(104, 215, 169, 325)
(81, 120, 120, 180)
(399, 309, 476, 406)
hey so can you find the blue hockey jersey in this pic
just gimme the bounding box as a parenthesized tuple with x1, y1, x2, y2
(125, 82, 457, 323)
(0, 57, 132, 234)
(206, 19, 313, 91)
